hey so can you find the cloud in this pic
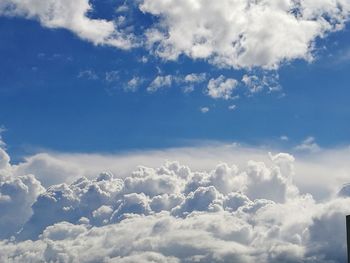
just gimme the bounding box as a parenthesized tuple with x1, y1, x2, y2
(228, 104, 237, 111)
(0, 148, 45, 239)
(124, 76, 143, 92)
(77, 70, 98, 80)
(147, 73, 208, 93)
(105, 71, 120, 83)
(294, 137, 321, 153)
(2, 144, 350, 261)
(242, 73, 281, 94)
(13, 153, 83, 187)
(147, 75, 173, 93)
(206, 75, 238, 100)
(184, 73, 207, 84)
(11, 142, 350, 200)
(2, 1, 349, 71)
(199, 107, 209, 113)
(0, 127, 6, 149)
(0, 0, 136, 49)
(140, 0, 350, 69)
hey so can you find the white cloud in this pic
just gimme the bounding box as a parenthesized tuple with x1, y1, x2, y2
(0, 144, 350, 263)
(105, 71, 120, 83)
(207, 75, 238, 100)
(0, 0, 136, 49)
(13, 153, 83, 187)
(0, 127, 6, 149)
(242, 73, 281, 94)
(182, 85, 195, 94)
(147, 73, 208, 93)
(184, 73, 207, 83)
(228, 104, 237, 111)
(242, 74, 264, 93)
(178, 73, 207, 93)
(0, 149, 45, 239)
(140, 0, 350, 69)
(200, 107, 209, 113)
(124, 76, 143, 92)
(1, 0, 349, 70)
(2, 144, 350, 261)
(147, 75, 173, 93)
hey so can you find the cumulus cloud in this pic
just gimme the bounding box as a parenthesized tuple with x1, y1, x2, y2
(0, 0, 136, 49)
(2, 145, 350, 262)
(207, 75, 238, 100)
(0, 148, 45, 239)
(140, 0, 350, 69)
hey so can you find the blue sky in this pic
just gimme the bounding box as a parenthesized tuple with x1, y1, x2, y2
(1, 0, 350, 160)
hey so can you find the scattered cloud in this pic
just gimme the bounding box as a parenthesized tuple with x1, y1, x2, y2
(184, 73, 207, 84)
(206, 75, 238, 100)
(242, 73, 281, 94)
(228, 104, 237, 111)
(124, 76, 143, 92)
(105, 71, 120, 83)
(78, 70, 98, 80)
(147, 75, 173, 93)
(182, 85, 195, 94)
(139, 56, 149, 64)
(200, 107, 210, 113)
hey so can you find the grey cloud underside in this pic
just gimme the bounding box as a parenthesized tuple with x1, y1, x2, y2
(1, 0, 350, 69)
(1, 147, 350, 262)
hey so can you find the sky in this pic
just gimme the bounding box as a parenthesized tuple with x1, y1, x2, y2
(1, 1, 350, 262)
(0, 0, 350, 158)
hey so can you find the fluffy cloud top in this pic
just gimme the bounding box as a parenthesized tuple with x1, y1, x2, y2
(1, 0, 350, 69)
(141, 0, 350, 68)
(0, 0, 136, 49)
(1, 146, 350, 262)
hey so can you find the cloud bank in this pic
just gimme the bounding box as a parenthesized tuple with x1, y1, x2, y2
(1, 144, 350, 262)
